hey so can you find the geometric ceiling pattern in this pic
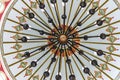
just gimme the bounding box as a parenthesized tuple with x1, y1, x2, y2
(0, 0, 120, 80)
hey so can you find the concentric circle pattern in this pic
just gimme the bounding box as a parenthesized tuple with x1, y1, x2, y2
(1, 0, 120, 80)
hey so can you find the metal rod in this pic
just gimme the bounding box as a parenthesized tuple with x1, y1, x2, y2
(13, 8, 50, 32)
(81, 20, 120, 36)
(66, 0, 74, 25)
(46, 0, 58, 25)
(4, 29, 43, 38)
(22, 0, 52, 30)
(71, 56, 86, 80)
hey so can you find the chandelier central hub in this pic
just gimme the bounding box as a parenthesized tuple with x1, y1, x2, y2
(59, 34, 68, 44)
(47, 25, 80, 57)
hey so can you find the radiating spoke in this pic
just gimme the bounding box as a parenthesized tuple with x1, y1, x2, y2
(4, 30, 43, 38)
(3, 41, 47, 44)
(22, 0, 52, 30)
(52, 2, 61, 27)
(69, 0, 112, 35)
(81, 41, 120, 57)
(66, 0, 74, 25)
(69, 33, 109, 40)
(36, 42, 58, 63)
(71, 56, 86, 80)
(37, 0, 61, 34)
(83, 50, 120, 70)
(8, 43, 55, 67)
(46, 0, 58, 25)
(15, 54, 52, 77)
(65, 0, 84, 34)
(13, 8, 50, 32)
(64, 45, 73, 75)
(80, 20, 120, 36)
(82, 0, 109, 25)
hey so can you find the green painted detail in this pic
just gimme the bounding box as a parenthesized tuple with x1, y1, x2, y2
(106, 26, 116, 33)
(13, 43, 22, 50)
(18, 16, 26, 23)
(41, 0, 45, 3)
(25, 69, 32, 76)
(88, 77, 94, 80)
(105, 55, 114, 62)
(33, 75, 39, 80)
(19, 62, 27, 68)
(12, 34, 21, 41)
(15, 53, 22, 59)
(23, 8, 30, 15)
(14, 25, 23, 31)
(93, 1, 99, 8)
(95, 71, 102, 78)
(108, 36, 117, 43)
(105, 17, 112, 23)
(99, 9, 106, 15)
(101, 64, 108, 70)
(31, 1, 37, 8)
(86, 0, 91, 3)
(108, 46, 116, 52)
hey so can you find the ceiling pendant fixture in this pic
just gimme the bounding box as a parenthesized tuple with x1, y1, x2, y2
(0, 0, 120, 80)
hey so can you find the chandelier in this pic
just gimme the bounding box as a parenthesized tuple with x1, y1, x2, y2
(0, 0, 120, 80)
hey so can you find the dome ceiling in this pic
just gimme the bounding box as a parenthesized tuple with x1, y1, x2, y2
(0, 0, 120, 80)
